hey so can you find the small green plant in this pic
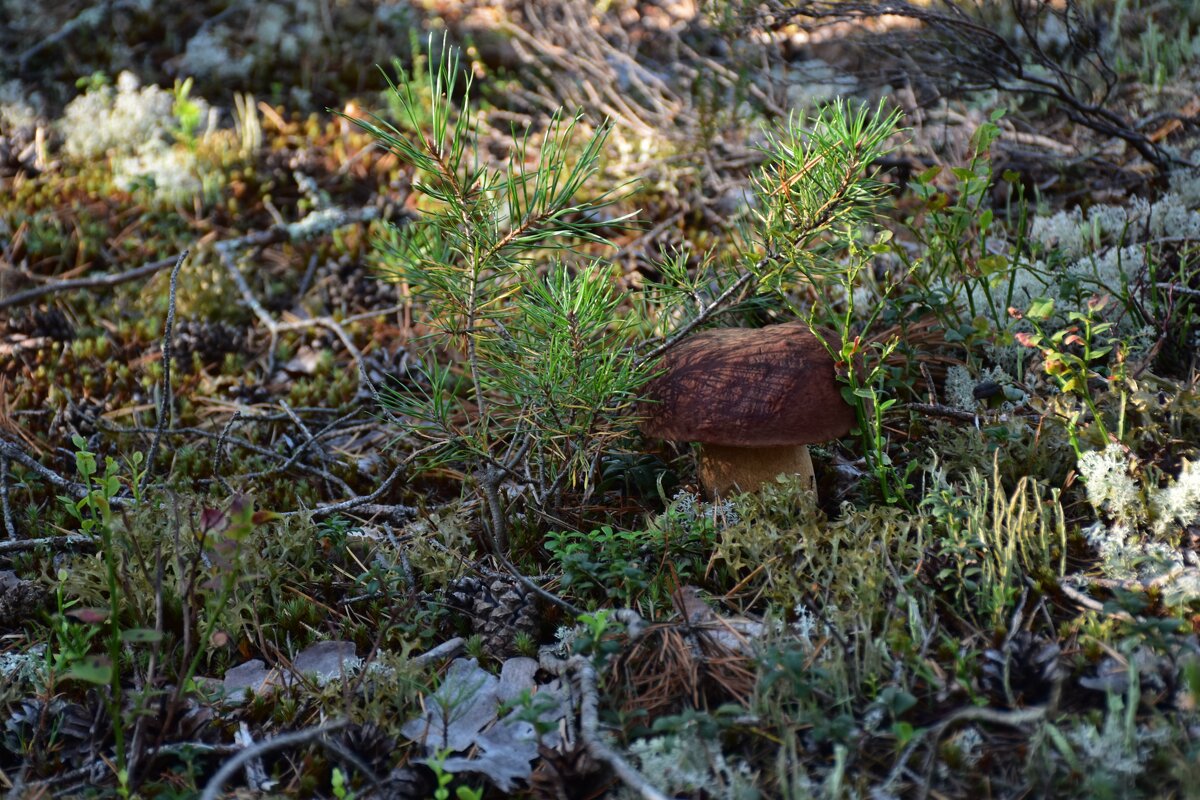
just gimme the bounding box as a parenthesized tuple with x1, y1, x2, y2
(426, 748, 484, 800)
(574, 609, 624, 660)
(1012, 293, 1121, 454)
(544, 523, 709, 610)
(349, 35, 648, 549)
(923, 457, 1066, 627)
(898, 110, 1017, 338)
(45, 567, 101, 679)
(57, 434, 133, 784)
(331, 767, 355, 800)
(171, 77, 203, 150)
(751, 100, 908, 501)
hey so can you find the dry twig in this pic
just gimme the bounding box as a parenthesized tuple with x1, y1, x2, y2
(198, 719, 350, 800)
(565, 655, 669, 800)
(0, 254, 183, 313)
(139, 250, 188, 495)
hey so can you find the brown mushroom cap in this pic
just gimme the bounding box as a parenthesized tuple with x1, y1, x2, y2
(641, 321, 856, 447)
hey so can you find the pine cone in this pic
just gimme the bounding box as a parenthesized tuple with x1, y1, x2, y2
(5, 307, 74, 341)
(981, 631, 1061, 707)
(0, 570, 49, 631)
(338, 722, 398, 776)
(56, 398, 107, 440)
(446, 575, 540, 658)
(319, 256, 397, 314)
(4, 691, 111, 767)
(529, 742, 608, 800)
(173, 320, 244, 367)
(0, 125, 41, 178)
(373, 765, 436, 800)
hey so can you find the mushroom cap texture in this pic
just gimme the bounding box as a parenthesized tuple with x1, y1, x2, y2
(641, 321, 855, 447)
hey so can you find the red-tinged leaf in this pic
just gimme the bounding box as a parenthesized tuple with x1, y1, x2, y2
(200, 507, 227, 534)
(250, 510, 278, 525)
(228, 494, 249, 518)
(67, 607, 109, 625)
(1015, 332, 1039, 348)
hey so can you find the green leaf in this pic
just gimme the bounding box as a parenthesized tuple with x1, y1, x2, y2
(977, 254, 1007, 275)
(75, 450, 96, 479)
(917, 165, 942, 184)
(121, 628, 163, 644)
(65, 656, 113, 685)
(1025, 297, 1056, 321)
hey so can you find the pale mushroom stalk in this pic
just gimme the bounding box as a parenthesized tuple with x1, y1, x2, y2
(698, 442, 815, 499)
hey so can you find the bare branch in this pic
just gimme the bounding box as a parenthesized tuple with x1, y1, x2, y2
(0, 254, 181, 313)
(199, 720, 349, 800)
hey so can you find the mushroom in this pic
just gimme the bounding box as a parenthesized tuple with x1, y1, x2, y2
(641, 321, 856, 497)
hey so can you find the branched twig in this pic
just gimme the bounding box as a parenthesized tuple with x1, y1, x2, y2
(759, 0, 1178, 170)
(281, 400, 333, 494)
(0, 456, 15, 540)
(0, 254, 182, 312)
(198, 720, 350, 800)
(0, 435, 97, 501)
(299, 462, 410, 519)
(139, 250, 188, 495)
(135, 425, 359, 497)
(0, 534, 95, 556)
(636, 271, 755, 367)
(902, 402, 982, 423)
(566, 656, 669, 800)
(212, 410, 243, 494)
(916, 704, 1050, 800)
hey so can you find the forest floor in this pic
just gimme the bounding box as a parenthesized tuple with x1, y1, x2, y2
(2, 1, 1200, 798)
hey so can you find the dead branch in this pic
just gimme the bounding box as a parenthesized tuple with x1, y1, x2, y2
(566, 655, 670, 800)
(0, 254, 182, 313)
(758, 0, 1179, 171)
(0, 455, 14, 540)
(0, 533, 95, 556)
(198, 720, 349, 800)
(139, 250, 188, 495)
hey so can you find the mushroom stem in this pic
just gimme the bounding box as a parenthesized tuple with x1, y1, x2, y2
(697, 443, 815, 498)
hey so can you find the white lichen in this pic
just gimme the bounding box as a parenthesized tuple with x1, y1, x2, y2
(1078, 444, 1143, 524)
(114, 142, 201, 205)
(624, 732, 758, 800)
(1150, 459, 1200, 536)
(61, 72, 181, 158)
(1078, 448, 1200, 601)
(944, 365, 978, 411)
(0, 80, 42, 129)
